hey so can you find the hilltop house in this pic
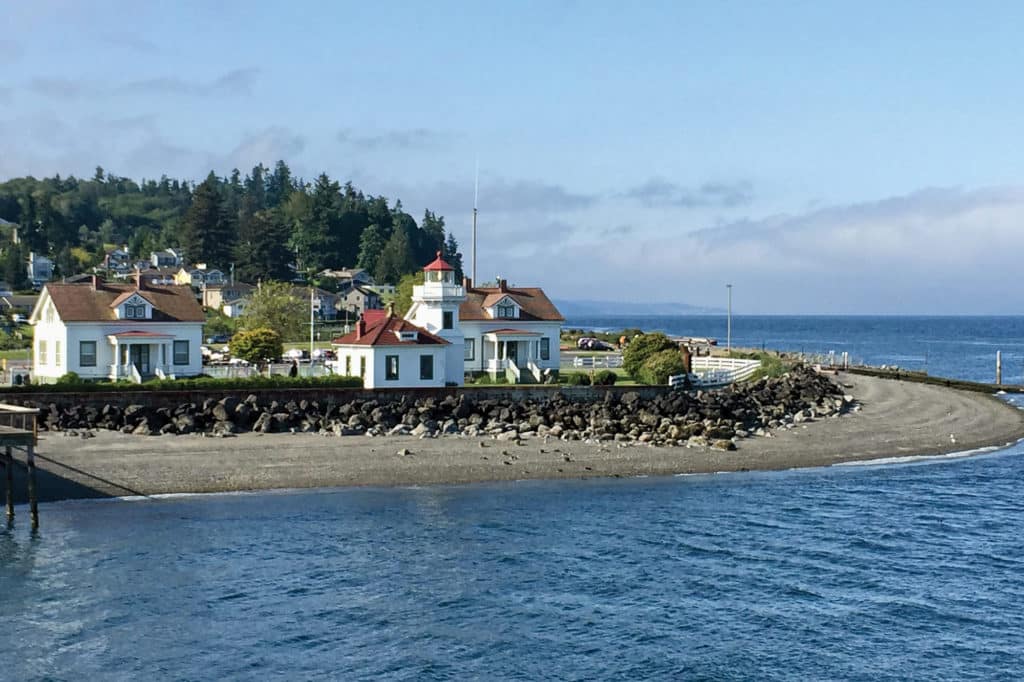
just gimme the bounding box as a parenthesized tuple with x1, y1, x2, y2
(175, 265, 226, 288)
(202, 282, 256, 311)
(150, 249, 184, 269)
(339, 283, 382, 320)
(27, 252, 54, 288)
(29, 275, 205, 383)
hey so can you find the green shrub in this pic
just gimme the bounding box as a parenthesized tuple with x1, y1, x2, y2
(230, 328, 283, 365)
(566, 372, 591, 386)
(638, 349, 687, 385)
(0, 374, 364, 394)
(55, 371, 83, 386)
(592, 369, 618, 386)
(622, 332, 678, 379)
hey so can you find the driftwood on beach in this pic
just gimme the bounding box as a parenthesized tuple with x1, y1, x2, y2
(31, 366, 850, 449)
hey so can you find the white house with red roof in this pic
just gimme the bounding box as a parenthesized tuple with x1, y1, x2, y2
(333, 253, 563, 388)
(330, 307, 449, 389)
(29, 275, 205, 383)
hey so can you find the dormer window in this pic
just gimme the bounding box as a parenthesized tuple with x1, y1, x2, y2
(497, 304, 517, 318)
(124, 304, 147, 319)
(398, 330, 418, 342)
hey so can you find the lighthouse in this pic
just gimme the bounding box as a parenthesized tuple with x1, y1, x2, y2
(406, 251, 466, 385)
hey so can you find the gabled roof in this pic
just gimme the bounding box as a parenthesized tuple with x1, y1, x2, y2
(461, 285, 564, 322)
(39, 282, 205, 323)
(109, 289, 156, 308)
(331, 315, 448, 347)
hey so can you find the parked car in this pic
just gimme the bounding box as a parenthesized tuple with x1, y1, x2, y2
(206, 334, 231, 344)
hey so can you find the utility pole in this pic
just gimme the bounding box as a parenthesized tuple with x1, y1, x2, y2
(726, 284, 733, 354)
(471, 162, 479, 284)
(309, 286, 315, 365)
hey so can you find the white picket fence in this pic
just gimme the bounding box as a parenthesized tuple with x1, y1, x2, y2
(669, 357, 762, 389)
(571, 354, 624, 369)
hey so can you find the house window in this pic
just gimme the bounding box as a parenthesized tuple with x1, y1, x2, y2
(465, 338, 475, 361)
(420, 354, 433, 380)
(541, 337, 550, 361)
(80, 341, 97, 367)
(55, 341, 62, 366)
(442, 311, 453, 330)
(39, 340, 47, 365)
(385, 355, 399, 381)
(345, 355, 352, 375)
(45, 306, 54, 323)
(497, 304, 516, 318)
(173, 340, 189, 365)
(125, 304, 146, 319)
(360, 356, 366, 378)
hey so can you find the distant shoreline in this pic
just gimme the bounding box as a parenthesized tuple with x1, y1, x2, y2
(9, 372, 1024, 505)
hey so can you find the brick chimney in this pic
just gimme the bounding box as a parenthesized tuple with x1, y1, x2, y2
(498, 278, 507, 293)
(91, 274, 99, 290)
(387, 301, 395, 317)
(356, 317, 366, 340)
(463, 276, 472, 289)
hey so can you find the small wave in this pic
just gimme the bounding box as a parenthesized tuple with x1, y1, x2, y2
(832, 442, 1017, 468)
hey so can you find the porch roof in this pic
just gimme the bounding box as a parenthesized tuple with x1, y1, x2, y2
(107, 330, 174, 339)
(484, 329, 542, 339)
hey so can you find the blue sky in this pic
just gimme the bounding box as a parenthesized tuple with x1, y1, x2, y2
(3, 1, 1024, 313)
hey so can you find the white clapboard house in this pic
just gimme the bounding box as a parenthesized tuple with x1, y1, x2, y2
(30, 275, 205, 383)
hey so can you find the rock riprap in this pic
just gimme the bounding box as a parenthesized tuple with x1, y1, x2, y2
(29, 366, 851, 447)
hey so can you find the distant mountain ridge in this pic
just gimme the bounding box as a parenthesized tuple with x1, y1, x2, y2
(554, 299, 725, 317)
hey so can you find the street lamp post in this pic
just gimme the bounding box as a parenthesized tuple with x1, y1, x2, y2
(726, 284, 732, 354)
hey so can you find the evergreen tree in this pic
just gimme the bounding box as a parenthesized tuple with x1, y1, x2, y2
(290, 173, 341, 272)
(181, 172, 234, 266)
(266, 160, 293, 208)
(2, 244, 29, 290)
(375, 225, 415, 284)
(443, 231, 464, 281)
(355, 223, 387, 277)
(234, 209, 293, 282)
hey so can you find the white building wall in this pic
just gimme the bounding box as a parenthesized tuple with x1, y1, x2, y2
(33, 318, 204, 383)
(460, 320, 562, 373)
(333, 344, 446, 389)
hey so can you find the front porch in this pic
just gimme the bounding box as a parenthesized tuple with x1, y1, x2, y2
(108, 331, 178, 382)
(483, 330, 545, 383)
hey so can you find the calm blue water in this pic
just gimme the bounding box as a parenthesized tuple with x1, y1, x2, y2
(3, 316, 1024, 680)
(3, 447, 1024, 680)
(567, 315, 1024, 385)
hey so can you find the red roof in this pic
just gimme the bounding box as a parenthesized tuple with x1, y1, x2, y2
(423, 251, 453, 272)
(363, 308, 386, 326)
(331, 315, 449, 347)
(109, 330, 174, 338)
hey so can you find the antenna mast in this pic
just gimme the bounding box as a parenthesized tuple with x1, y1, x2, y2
(472, 161, 478, 284)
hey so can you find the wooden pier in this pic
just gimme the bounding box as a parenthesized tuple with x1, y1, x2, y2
(0, 404, 40, 529)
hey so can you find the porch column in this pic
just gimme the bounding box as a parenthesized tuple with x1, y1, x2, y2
(111, 339, 120, 380)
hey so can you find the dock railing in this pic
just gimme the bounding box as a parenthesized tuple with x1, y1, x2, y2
(0, 403, 39, 445)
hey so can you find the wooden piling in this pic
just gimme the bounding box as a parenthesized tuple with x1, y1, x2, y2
(4, 446, 12, 521)
(26, 442, 38, 530)
(996, 351, 1002, 385)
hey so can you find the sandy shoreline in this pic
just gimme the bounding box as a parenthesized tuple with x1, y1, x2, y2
(10, 372, 1024, 504)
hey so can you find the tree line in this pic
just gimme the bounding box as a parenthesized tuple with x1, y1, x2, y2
(0, 161, 464, 289)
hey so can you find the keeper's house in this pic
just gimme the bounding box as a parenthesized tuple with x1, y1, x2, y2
(29, 275, 205, 383)
(331, 310, 448, 389)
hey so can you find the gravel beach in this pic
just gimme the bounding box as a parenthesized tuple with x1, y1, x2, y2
(14, 373, 1024, 503)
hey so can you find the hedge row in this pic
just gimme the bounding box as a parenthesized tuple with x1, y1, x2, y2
(2, 373, 365, 394)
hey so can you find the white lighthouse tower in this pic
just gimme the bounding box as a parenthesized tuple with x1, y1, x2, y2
(406, 251, 466, 385)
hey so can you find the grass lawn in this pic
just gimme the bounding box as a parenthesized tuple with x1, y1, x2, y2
(0, 349, 30, 361)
